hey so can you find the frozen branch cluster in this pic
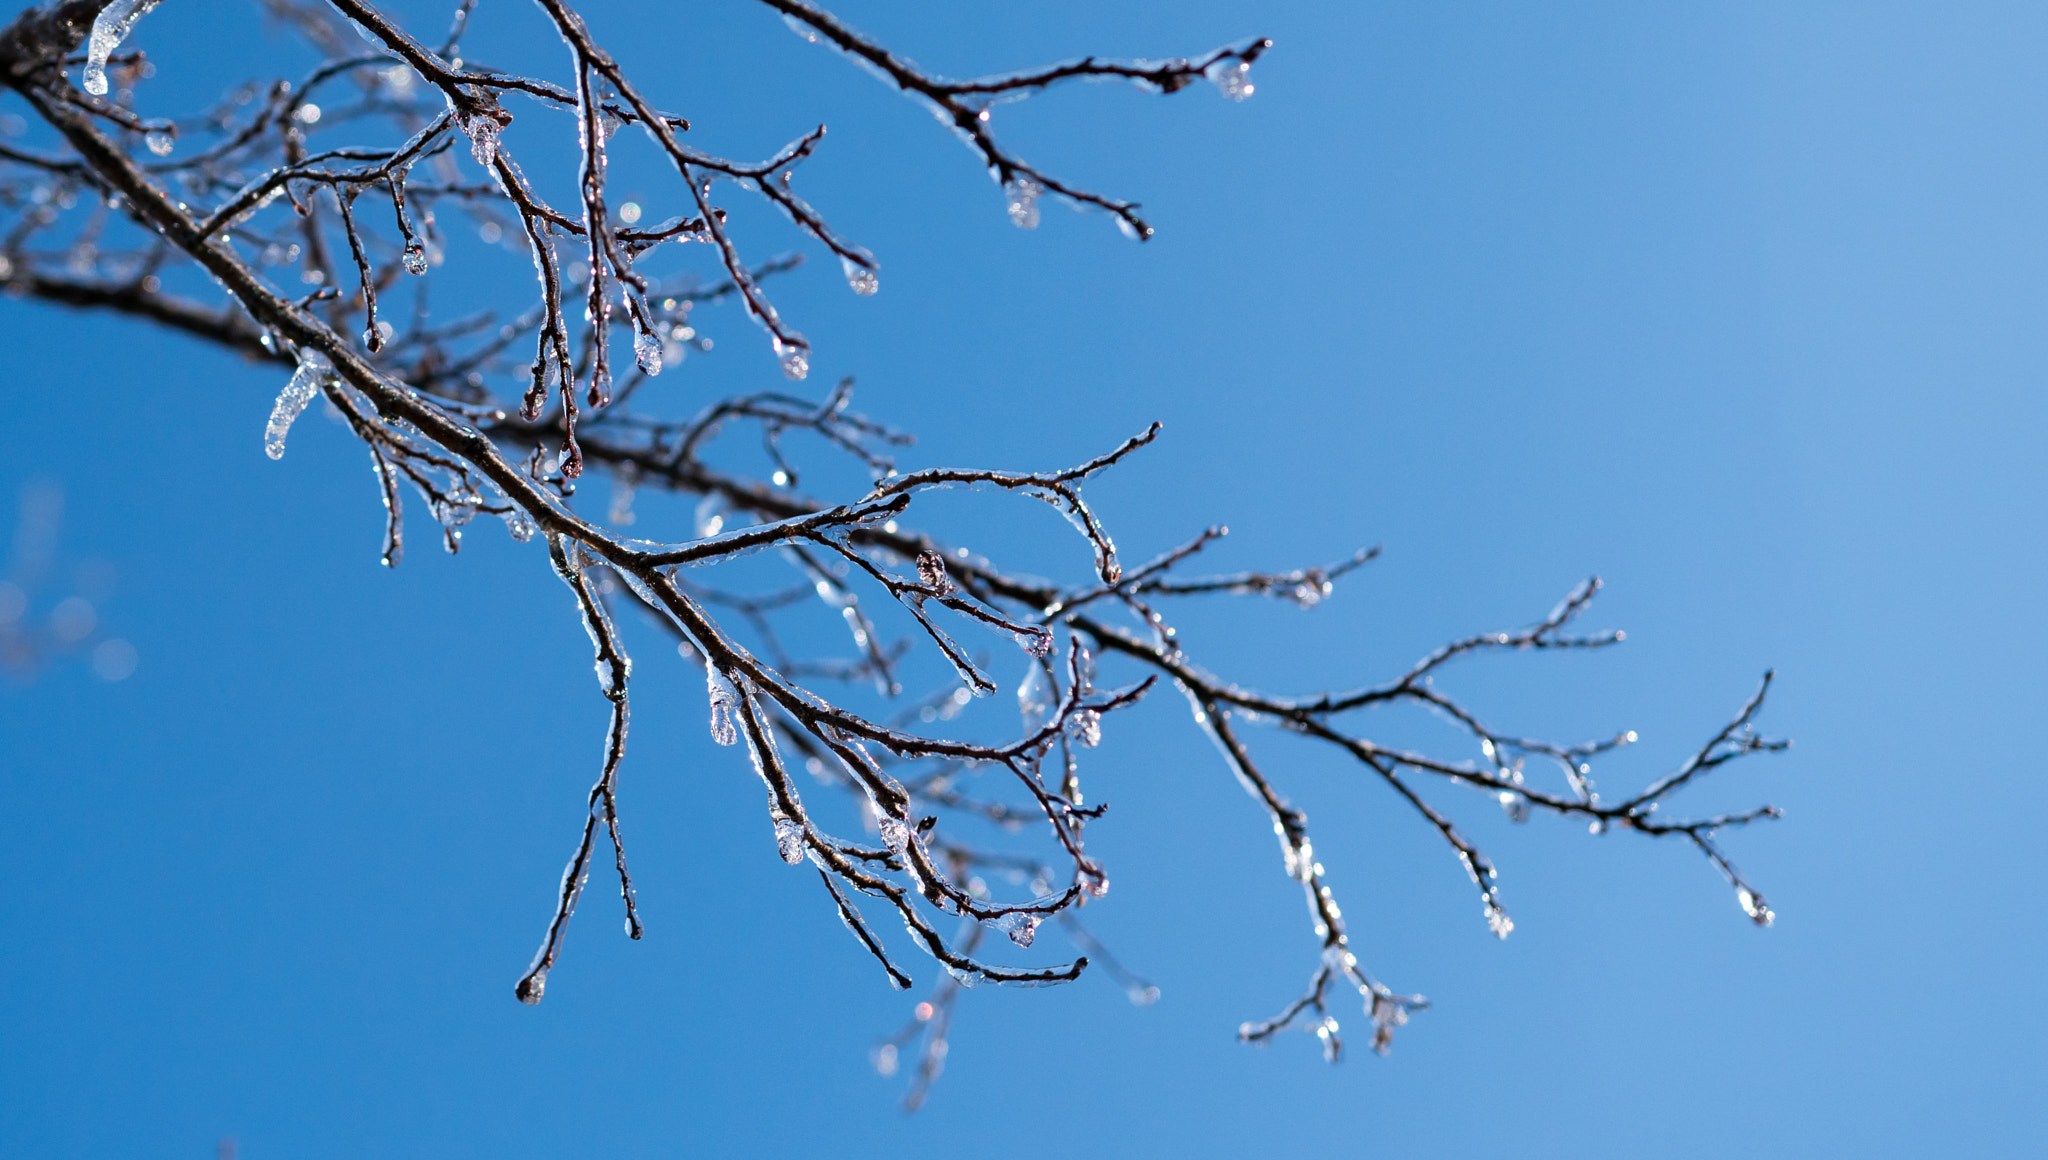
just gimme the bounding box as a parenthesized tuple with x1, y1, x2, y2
(0, 0, 1787, 1106)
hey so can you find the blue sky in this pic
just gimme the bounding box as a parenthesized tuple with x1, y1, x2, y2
(2, 1, 2043, 1155)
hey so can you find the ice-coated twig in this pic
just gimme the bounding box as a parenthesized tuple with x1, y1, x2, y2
(0, 0, 1790, 1108)
(762, 0, 1269, 239)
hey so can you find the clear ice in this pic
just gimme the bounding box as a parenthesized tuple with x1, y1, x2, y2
(264, 352, 332, 460)
(82, 0, 162, 97)
(1004, 177, 1042, 230)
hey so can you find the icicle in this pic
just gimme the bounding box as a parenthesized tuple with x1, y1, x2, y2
(264, 351, 332, 460)
(81, 0, 162, 97)
(459, 110, 502, 168)
(1003, 177, 1042, 230)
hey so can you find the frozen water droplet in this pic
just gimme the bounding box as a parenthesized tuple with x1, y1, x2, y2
(840, 256, 878, 296)
(82, 0, 160, 98)
(774, 818, 805, 864)
(1497, 790, 1530, 824)
(1283, 837, 1316, 883)
(362, 319, 393, 350)
(499, 507, 536, 543)
(265, 352, 331, 459)
(1066, 708, 1102, 748)
(1017, 662, 1053, 732)
(986, 911, 1041, 948)
(515, 970, 546, 1005)
(431, 489, 479, 529)
(1206, 58, 1255, 101)
(773, 337, 809, 381)
(1128, 984, 1161, 1007)
(144, 129, 173, 156)
(871, 1042, 898, 1076)
(706, 667, 740, 746)
(1737, 888, 1775, 927)
(1016, 629, 1053, 657)
(1003, 177, 1042, 230)
(1485, 903, 1514, 939)
(633, 330, 662, 375)
(402, 240, 427, 276)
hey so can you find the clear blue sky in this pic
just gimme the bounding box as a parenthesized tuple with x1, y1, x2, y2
(3, 1, 2043, 1155)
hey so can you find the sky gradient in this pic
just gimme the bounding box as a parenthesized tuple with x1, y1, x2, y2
(2, 1, 2043, 1155)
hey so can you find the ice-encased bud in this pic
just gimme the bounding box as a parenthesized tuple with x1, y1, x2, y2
(1003, 177, 1042, 230)
(82, 0, 162, 97)
(915, 549, 953, 595)
(878, 815, 910, 852)
(840, 255, 878, 296)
